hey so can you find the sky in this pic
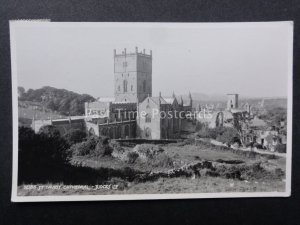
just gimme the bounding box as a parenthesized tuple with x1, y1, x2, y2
(12, 22, 292, 98)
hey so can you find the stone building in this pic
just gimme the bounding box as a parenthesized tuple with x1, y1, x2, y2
(32, 48, 192, 140)
(31, 116, 86, 134)
(84, 100, 137, 138)
(114, 47, 152, 103)
(137, 92, 184, 139)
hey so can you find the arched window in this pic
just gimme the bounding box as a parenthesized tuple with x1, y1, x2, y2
(124, 125, 129, 138)
(143, 80, 146, 92)
(123, 80, 128, 92)
(145, 113, 151, 123)
(145, 127, 151, 138)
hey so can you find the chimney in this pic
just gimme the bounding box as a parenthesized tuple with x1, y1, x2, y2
(135, 47, 138, 53)
(124, 48, 127, 55)
(143, 49, 145, 54)
(150, 50, 152, 56)
(113, 49, 116, 56)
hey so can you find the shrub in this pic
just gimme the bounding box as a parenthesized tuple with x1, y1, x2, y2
(216, 127, 240, 145)
(150, 153, 173, 168)
(38, 125, 61, 138)
(127, 152, 139, 164)
(195, 122, 206, 131)
(197, 126, 240, 145)
(18, 126, 70, 184)
(197, 127, 218, 139)
(109, 140, 124, 152)
(275, 144, 286, 153)
(94, 138, 113, 157)
(63, 128, 87, 146)
(68, 135, 114, 157)
(133, 144, 164, 159)
(69, 142, 91, 156)
(68, 135, 99, 156)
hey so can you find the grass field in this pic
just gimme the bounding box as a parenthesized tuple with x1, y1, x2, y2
(17, 141, 286, 196)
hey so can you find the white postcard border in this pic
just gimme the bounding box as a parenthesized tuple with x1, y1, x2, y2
(10, 21, 293, 202)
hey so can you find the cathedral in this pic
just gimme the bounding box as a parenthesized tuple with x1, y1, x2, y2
(84, 47, 193, 139)
(32, 48, 193, 140)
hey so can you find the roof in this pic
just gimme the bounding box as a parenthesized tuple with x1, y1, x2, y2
(163, 97, 176, 105)
(149, 96, 168, 105)
(97, 97, 115, 102)
(86, 101, 109, 109)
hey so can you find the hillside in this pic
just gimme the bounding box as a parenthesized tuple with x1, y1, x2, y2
(18, 86, 95, 117)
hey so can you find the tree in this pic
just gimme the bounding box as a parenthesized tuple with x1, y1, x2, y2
(63, 128, 87, 146)
(38, 125, 61, 138)
(216, 127, 240, 145)
(68, 135, 99, 156)
(18, 126, 70, 184)
(18, 86, 25, 98)
(19, 86, 95, 116)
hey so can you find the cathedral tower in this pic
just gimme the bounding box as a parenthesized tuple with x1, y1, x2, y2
(114, 47, 152, 103)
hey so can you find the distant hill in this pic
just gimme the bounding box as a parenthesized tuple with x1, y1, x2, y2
(19, 86, 95, 116)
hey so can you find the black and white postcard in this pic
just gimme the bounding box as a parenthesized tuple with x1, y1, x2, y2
(10, 21, 293, 202)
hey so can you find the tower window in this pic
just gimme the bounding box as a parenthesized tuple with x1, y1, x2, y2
(118, 86, 120, 91)
(145, 114, 151, 123)
(131, 85, 133, 91)
(143, 80, 146, 92)
(123, 80, 128, 92)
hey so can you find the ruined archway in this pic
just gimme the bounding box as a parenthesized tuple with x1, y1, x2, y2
(216, 112, 224, 127)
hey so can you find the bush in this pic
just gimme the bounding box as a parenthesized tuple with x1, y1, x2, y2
(68, 135, 113, 157)
(197, 126, 240, 145)
(195, 122, 206, 131)
(94, 138, 113, 157)
(18, 126, 70, 184)
(150, 153, 173, 168)
(216, 127, 240, 145)
(275, 144, 286, 153)
(133, 144, 164, 159)
(127, 152, 139, 164)
(63, 128, 87, 146)
(197, 127, 219, 139)
(68, 135, 99, 156)
(109, 140, 124, 152)
(38, 125, 61, 138)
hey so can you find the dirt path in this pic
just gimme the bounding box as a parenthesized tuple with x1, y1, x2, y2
(196, 138, 286, 158)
